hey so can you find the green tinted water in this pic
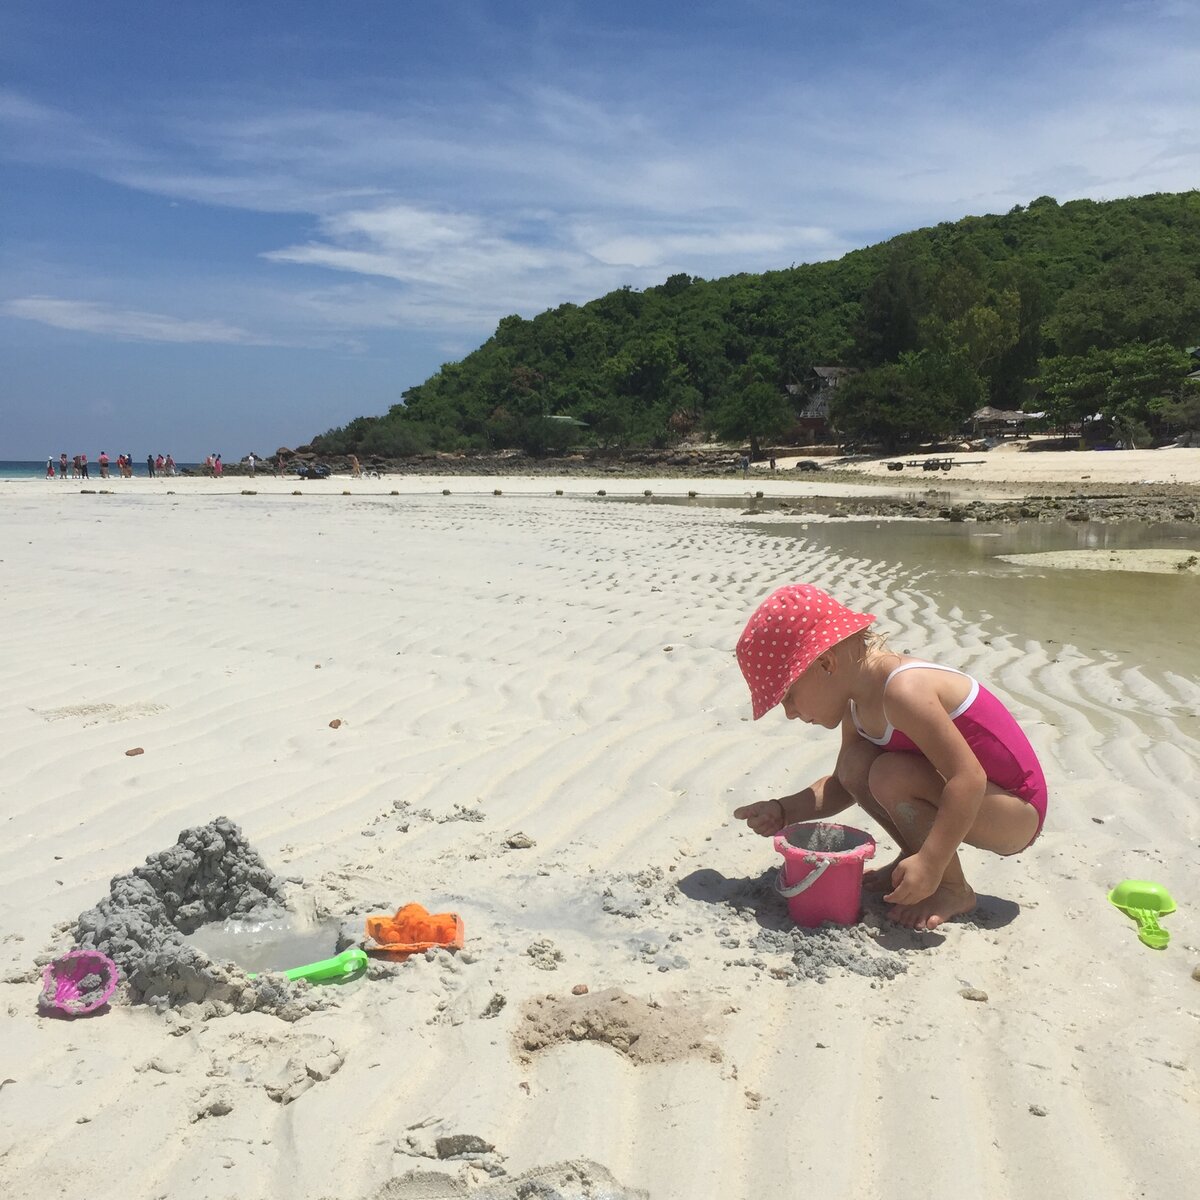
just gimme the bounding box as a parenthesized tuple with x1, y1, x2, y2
(758, 518, 1200, 684)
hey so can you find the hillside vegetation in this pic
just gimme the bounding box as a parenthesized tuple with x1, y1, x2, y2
(312, 192, 1200, 456)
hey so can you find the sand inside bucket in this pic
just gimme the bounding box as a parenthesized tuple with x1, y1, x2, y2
(781, 824, 872, 855)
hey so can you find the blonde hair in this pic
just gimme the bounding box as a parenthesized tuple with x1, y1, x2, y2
(863, 627, 891, 659)
(835, 626, 891, 667)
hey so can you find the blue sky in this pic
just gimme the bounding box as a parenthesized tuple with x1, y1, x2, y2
(2, 1, 1198, 459)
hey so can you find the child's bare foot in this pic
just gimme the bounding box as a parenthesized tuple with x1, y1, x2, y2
(863, 855, 904, 892)
(886, 881, 976, 931)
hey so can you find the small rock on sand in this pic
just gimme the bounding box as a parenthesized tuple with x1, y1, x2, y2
(125, 747, 144, 757)
(959, 987, 989, 1002)
(436, 1134, 494, 1159)
(504, 832, 535, 850)
(329, 719, 342, 729)
(571, 984, 589, 996)
(1028, 1104, 1048, 1117)
(1192, 964, 1200, 982)
(191, 1094, 234, 1122)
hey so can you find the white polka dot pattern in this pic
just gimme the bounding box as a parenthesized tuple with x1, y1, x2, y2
(735, 584, 876, 720)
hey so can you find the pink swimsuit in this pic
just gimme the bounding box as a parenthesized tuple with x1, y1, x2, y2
(851, 663, 1047, 847)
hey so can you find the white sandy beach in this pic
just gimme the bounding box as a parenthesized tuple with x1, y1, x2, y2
(1, 475, 1197, 1200)
(806, 441, 1200, 486)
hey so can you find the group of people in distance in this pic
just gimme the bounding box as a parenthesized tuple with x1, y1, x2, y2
(46, 452, 177, 479)
(202, 453, 224, 477)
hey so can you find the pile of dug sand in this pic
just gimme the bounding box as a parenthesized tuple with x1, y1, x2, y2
(516, 987, 723, 1065)
(73, 816, 332, 1020)
(360, 1159, 648, 1199)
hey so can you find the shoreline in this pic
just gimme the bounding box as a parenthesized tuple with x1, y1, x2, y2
(4, 451, 1200, 522)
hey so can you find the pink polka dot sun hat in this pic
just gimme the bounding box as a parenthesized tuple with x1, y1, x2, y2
(736, 584, 876, 720)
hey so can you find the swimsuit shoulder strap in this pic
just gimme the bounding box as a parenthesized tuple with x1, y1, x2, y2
(883, 661, 973, 687)
(882, 662, 979, 720)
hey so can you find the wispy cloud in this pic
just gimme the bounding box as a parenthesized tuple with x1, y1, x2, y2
(2, 2, 1198, 349)
(2, 297, 273, 344)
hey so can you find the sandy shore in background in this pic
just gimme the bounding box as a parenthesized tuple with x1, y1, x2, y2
(792, 442, 1200, 486)
(8, 441, 1200, 497)
(998, 548, 1200, 575)
(0, 482, 1197, 1200)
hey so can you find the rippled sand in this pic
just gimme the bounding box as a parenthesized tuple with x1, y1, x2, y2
(0, 485, 1196, 1200)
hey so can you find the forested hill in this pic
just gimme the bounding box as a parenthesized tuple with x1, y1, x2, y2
(311, 191, 1200, 456)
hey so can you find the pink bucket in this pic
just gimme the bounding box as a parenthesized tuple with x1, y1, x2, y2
(773, 822, 876, 927)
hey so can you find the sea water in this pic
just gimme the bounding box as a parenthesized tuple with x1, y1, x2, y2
(757, 516, 1200, 686)
(186, 914, 341, 974)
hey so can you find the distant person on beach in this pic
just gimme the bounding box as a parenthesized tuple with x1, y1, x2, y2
(165, 454, 175, 476)
(59, 453, 68, 478)
(155, 454, 165, 476)
(79, 454, 89, 479)
(98, 450, 109, 479)
(146, 454, 155, 478)
(247, 453, 256, 475)
(71, 455, 81, 479)
(214, 453, 223, 477)
(46, 457, 55, 478)
(733, 584, 1047, 931)
(348, 453, 361, 478)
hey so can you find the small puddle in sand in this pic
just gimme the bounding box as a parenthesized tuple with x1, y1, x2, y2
(186, 914, 340, 974)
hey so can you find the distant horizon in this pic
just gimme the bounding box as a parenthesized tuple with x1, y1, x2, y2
(3, 1, 1199, 458)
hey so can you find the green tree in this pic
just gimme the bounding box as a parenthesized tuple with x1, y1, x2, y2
(1105, 341, 1196, 443)
(1149, 378, 1200, 436)
(1046, 256, 1200, 355)
(308, 190, 1200, 457)
(710, 352, 791, 457)
(1036, 350, 1115, 434)
(855, 244, 932, 365)
(830, 350, 981, 449)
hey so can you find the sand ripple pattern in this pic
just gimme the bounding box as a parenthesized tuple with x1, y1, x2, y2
(0, 491, 1195, 1200)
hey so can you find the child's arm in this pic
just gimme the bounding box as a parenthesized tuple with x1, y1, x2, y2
(733, 714, 861, 836)
(733, 773, 857, 835)
(880, 678, 987, 903)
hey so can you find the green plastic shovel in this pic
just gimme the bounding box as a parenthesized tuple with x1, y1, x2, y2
(248, 946, 369, 983)
(1108, 880, 1176, 950)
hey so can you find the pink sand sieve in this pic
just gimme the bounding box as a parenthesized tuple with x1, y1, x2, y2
(40, 949, 119, 1016)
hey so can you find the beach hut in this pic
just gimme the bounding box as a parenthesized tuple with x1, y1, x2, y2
(969, 405, 1042, 439)
(785, 366, 856, 441)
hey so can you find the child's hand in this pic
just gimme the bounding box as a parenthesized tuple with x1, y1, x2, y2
(732, 799, 786, 837)
(883, 853, 941, 907)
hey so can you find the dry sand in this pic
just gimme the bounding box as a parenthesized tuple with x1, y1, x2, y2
(1, 468, 1197, 1200)
(792, 441, 1200, 488)
(997, 548, 1200, 575)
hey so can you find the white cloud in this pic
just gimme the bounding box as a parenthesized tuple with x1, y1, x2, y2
(2, 298, 272, 344)
(2, 3, 1198, 346)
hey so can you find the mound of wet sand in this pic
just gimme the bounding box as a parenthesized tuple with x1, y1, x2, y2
(73, 816, 330, 1020)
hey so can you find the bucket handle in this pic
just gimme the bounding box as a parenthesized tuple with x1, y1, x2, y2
(775, 857, 833, 899)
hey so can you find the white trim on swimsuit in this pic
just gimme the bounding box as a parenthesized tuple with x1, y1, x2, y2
(850, 662, 980, 746)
